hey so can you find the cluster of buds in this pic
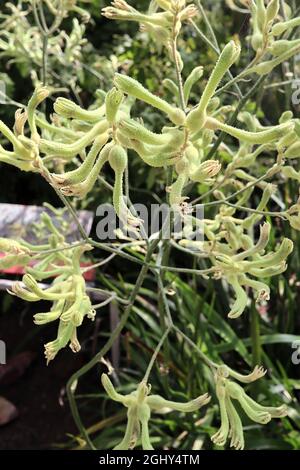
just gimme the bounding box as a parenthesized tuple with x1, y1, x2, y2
(182, 221, 293, 318)
(0, 85, 49, 171)
(249, 0, 280, 53)
(102, 0, 197, 52)
(212, 365, 287, 449)
(244, 0, 300, 76)
(29, 0, 92, 23)
(6, 210, 95, 363)
(213, 222, 293, 318)
(101, 373, 210, 450)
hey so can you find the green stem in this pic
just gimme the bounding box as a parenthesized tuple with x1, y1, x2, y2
(250, 303, 261, 367)
(66, 237, 160, 448)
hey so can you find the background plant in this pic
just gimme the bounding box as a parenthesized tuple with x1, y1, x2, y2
(0, 0, 300, 451)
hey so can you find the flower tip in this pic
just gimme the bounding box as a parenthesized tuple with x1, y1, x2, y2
(253, 365, 267, 379)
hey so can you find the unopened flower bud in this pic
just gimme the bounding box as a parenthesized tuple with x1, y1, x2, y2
(105, 87, 124, 124)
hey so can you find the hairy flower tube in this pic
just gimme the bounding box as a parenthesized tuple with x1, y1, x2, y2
(101, 373, 210, 450)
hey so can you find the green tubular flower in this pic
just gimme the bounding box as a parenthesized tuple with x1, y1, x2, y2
(247, 42, 300, 75)
(14, 108, 28, 137)
(36, 116, 84, 140)
(60, 142, 112, 197)
(266, 0, 279, 25)
(116, 132, 170, 166)
(0, 120, 28, 155)
(226, 381, 271, 424)
(44, 320, 76, 364)
(146, 393, 211, 412)
(285, 141, 300, 158)
(255, 0, 267, 32)
(250, 2, 263, 52)
(138, 404, 153, 450)
(240, 276, 270, 303)
(183, 66, 204, 104)
(225, 395, 244, 450)
(3, 211, 94, 362)
(248, 262, 287, 278)
(41, 213, 65, 243)
(282, 166, 300, 181)
(212, 365, 287, 449)
(186, 40, 241, 132)
(54, 97, 105, 122)
(118, 118, 176, 146)
(105, 88, 124, 124)
(9, 282, 41, 302)
(272, 16, 300, 36)
(33, 299, 66, 325)
(139, 152, 177, 168)
(27, 86, 50, 142)
(50, 133, 108, 186)
(169, 173, 188, 206)
(102, 2, 173, 28)
(114, 73, 186, 125)
(211, 375, 230, 446)
(249, 238, 294, 269)
(226, 364, 267, 383)
(227, 275, 248, 319)
(163, 78, 179, 100)
(269, 38, 300, 57)
(101, 373, 210, 450)
(108, 144, 140, 227)
(233, 222, 270, 261)
(238, 388, 288, 419)
(39, 120, 109, 158)
(206, 117, 293, 144)
(223, 219, 243, 252)
(278, 130, 298, 149)
(242, 184, 276, 230)
(0, 151, 35, 172)
(22, 273, 72, 301)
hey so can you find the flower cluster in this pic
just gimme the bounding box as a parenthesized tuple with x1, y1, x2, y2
(4, 210, 95, 363)
(212, 365, 287, 450)
(101, 373, 210, 450)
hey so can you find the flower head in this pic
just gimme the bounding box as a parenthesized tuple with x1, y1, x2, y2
(102, 373, 210, 450)
(212, 365, 287, 449)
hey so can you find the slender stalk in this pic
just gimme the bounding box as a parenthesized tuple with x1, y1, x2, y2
(143, 326, 172, 383)
(172, 325, 217, 370)
(250, 303, 261, 367)
(66, 237, 160, 448)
